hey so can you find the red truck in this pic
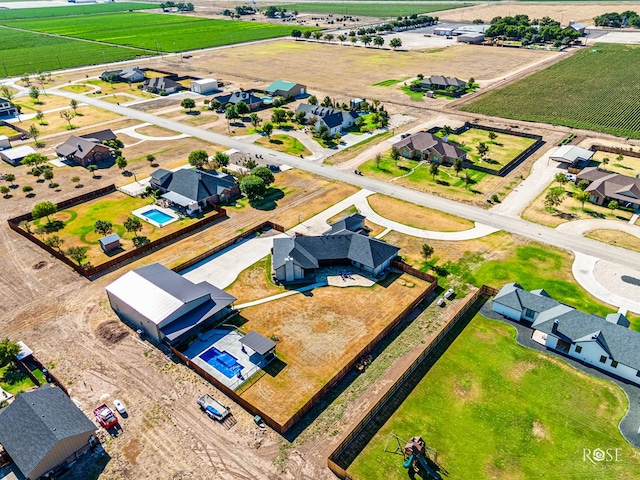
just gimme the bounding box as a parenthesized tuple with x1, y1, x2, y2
(94, 404, 118, 429)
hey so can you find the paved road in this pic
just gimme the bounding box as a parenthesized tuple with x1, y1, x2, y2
(47, 87, 640, 270)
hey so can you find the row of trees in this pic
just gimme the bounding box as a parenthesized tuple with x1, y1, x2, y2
(160, 2, 194, 11)
(594, 11, 640, 28)
(187, 149, 230, 170)
(292, 29, 402, 49)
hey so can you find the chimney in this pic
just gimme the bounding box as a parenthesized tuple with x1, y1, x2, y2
(552, 319, 559, 333)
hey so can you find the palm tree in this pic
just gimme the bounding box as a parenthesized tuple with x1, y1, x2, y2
(429, 162, 439, 180)
(453, 158, 463, 176)
(338, 34, 347, 44)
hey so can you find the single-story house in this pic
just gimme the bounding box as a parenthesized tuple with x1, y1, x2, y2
(80, 128, 117, 144)
(324, 212, 369, 236)
(0, 97, 18, 117)
(272, 220, 399, 283)
(99, 233, 121, 253)
(0, 385, 96, 480)
(191, 79, 219, 95)
(492, 283, 640, 386)
(295, 104, 359, 135)
(576, 167, 640, 209)
(100, 66, 145, 83)
(106, 263, 236, 344)
(215, 91, 263, 111)
(264, 80, 306, 98)
(143, 77, 180, 94)
(0, 134, 10, 149)
(55, 136, 112, 167)
(418, 76, 467, 92)
(549, 145, 594, 164)
(0, 145, 37, 166)
(567, 22, 585, 34)
(150, 168, 240, 215)
(392, 131, 467, 165)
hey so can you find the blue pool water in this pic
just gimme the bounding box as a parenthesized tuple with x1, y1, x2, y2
(261, 97, 273, 104)
(200, 347, 243, 379)
(141, 208, 174, 225)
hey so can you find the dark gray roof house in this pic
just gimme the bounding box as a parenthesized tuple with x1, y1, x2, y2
(324, 213, 367, 235)
(100, 66, 145, 83)
(143, 77, 180, 93)
(272, 228, 399, 283)
(150, 168, 239, 213)
(576, 167, 640, 209)
(55, 135, 113, 167)
(0, 386, 96, 480)
(79, 129, 117, 144)
(295, 104, 358, 134)
(419, 76, 467, 91)
(392, 131, 466, 165)
(215, 91, 264, 110)
(492, 283, 640, 386)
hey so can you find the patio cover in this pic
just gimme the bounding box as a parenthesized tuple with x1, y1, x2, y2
(239, 331, 276, 356)
(162, 191, 196, 207)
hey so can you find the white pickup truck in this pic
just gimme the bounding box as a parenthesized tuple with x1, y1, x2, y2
(197, 394, 230, 421)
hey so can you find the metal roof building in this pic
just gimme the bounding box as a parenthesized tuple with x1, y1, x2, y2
(549, 145, 594, 164)
(105, 264, 236, 344)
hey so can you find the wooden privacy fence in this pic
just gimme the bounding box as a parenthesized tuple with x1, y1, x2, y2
(327, 285, 496, 479)
(7, 185, 227, 278)
(590, 144, 640, 159)
(170, 266, 437, 434)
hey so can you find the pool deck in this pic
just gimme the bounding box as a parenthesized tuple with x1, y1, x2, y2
(183, 329, 271, 390)
(131, 204, 180, 228)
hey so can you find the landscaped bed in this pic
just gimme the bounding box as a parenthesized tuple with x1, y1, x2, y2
(348, 314, 640, 479)
(0, 364, 45, 396)
(235, 271, 432, 425)
(27, 191, 213, 265)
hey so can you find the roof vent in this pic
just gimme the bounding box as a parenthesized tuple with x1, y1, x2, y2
(591, 334, 598, 340)
(77, 144, 82, 151)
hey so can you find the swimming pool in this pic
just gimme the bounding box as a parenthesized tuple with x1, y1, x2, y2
(261, 96, 273, 104)
(199, 347, 243, 379)
(141, 208, 174, 226)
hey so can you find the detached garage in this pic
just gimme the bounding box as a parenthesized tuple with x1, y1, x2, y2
(105, 263, 236, 345)
(191, 79, 219, 95)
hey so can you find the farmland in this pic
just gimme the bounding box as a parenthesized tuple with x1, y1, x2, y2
(349, 314, 640, 480)
(0, 27, 146, 77)
(0, 3, 157, 21)
(460, 44, 640, 139)
(275, 3, 467, 17)
(4, 13, 315, 53)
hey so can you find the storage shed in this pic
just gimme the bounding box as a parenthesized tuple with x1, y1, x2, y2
(0, 145, 37, 166)
(99, 233, 121, 253)
(191, 79, 219, 95)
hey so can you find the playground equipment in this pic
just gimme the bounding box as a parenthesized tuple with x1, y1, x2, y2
(385, 433, 441, 479)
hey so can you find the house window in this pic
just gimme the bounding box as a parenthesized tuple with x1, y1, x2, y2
(574, 345, 582, 353)
(524, 308, 536, 319)
(611, 360, 618, 368)
(599, 355, 607, 363)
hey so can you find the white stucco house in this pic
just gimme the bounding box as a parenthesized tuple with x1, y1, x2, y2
(492, 283, 640, 386)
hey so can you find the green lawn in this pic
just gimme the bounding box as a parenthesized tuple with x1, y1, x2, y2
(350, 314, 640, 480)
(447, 243, 618, 319)
(275, 3, 468, 17)
(437, 128, 536, 170)
(372, 78, 407, 87)
(460, 44, 640, 139)
(0, 2, 157, 21)
(5, 13, 315, 53)
(254, 134, 311, 156)
(0, 27, 146, 77)
(0, 364, 38, 396)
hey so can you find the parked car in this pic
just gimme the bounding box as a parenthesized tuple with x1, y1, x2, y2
(113, 399, 126, 415)
(267, 164, 280, 172)
(564, 173, 576, 182)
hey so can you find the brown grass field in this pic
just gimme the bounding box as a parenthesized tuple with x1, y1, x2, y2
(18, 104, 121, 137)
(237, 271, 431, 425)
(225, 255, 285, 304)
(134, 124, 183, 137)
(522, 182, 633, 227)
(586, 229, 640, 253)
(367, 194, 473, 231)
(440, 3, 640, 25)
(592, 151, 640, 177)
(188, 40, 554, 102)
(122, 136, 221, 172)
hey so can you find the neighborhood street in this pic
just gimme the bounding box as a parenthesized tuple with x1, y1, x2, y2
(44, 86, 640, 271)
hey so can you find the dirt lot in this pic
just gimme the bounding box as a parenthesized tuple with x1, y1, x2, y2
(439, 3, 640, 25)
(237, 271, 432, 425)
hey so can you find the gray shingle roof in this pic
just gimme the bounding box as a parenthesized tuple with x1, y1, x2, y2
(0, 386, 95, 479)
(493, 282, 560, 313)
(325, 213, 366, 235)
(392, 132, 466, 159)
(79, 129, 117, 143)
(420, 76, 466, 89)
(153, 168, 238, 203)
(239, 331, 276, 355)
(143, 77, 179, 91)
(56, 136, 108, 162)
(215, 91, 263, 106)
(272, 232, 399, 271)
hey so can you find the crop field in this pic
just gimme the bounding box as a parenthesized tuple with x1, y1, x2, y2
(349, 314, 640, 480)
(460, 44, 640, 139)
(0, 2, 157, 21)
(5, 13, 315, 53)
(276, 3, 467, 17)
(0, 27, 145, 77)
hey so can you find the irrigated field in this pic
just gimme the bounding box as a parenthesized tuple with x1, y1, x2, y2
(460, 44, 640, 139)
(5, 13, 315, 53)
(0, 2, 156, 21)
(349, 314, 640, 480)
(0, 27, 145, 77)
(277, 3, 467, 17)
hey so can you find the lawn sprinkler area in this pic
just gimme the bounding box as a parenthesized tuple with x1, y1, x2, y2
(182, 329, 273, 390)
(347, 314, 640, 479)
(132, 204, 180, 228)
